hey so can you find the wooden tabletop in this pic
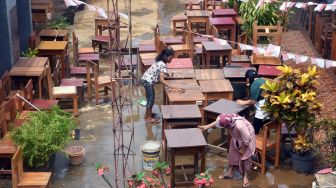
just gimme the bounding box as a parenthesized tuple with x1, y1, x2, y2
(203, 99, 248, 115)
(202, 41, 232, 52)
(212, 9, 237, 17)
(172, 14, 187, 21)
(195, 69, 224, 80)
(167, 58, 193, 69)
(161, 105, 202, 119)
(164, 79, 199, 90)
(166, 69, 195, 79)
(167, 89, 205, 103)
(15, 57, 48, 67)
(209, 17, 235, 26)
(37, 41, 68, 50)
(165, 128, 207, 148)
(258, 65, 281, 77)
(199, 79, 233, 93)
(223, 67, 255, 79)
(0, 139, 17, 155)
(8, 67, 46, 77)
(187, 10, 209, 17)
(38, 29, 68, 38)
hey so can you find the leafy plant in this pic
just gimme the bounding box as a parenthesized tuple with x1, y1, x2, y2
(261, 65, 321, 156)
(11, 106, 76, 168)
(22, 48, 38, 57)
(194, 170, 214, 187)
(313, 119, 336, 168)
(45, 16, 70, 30)
(239, 0, 280, 37)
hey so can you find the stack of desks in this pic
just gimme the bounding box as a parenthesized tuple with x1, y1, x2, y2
(31, 0, 54, 23)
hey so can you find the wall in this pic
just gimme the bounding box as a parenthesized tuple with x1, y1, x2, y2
(0, 0, 13, 76)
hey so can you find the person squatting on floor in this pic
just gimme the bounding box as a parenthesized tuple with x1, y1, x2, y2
(199, 113, 256, 188)
(141, 47, 183, 123)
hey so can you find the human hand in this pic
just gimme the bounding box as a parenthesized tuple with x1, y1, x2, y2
(236, 99, 244, 105)
(198, 125, 210, 131)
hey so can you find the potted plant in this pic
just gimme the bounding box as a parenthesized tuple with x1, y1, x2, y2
(261, 65, 322, 173)
(11, 105, 76, 169)
(96, 161, 171, 188)
(194, 170, 214, 188)
(313, 119, 336, 169)
(21, 48, 38, 57)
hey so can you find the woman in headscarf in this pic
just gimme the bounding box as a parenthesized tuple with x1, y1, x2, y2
(199, 114, 255, 188)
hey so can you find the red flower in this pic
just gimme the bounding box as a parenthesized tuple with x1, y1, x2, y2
(165, 167, 171, 175)
(137, 183, 146, 188)
(152, 169, 160, 178)
(127, 180, 134, 187)
(97, 168, 104, 176)
(146, 177, 154, 184)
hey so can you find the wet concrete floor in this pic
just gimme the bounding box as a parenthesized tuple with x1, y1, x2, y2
(1, 0, 316, 187)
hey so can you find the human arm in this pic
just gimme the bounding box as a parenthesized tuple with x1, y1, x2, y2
(236, 99, 256, 106)
(198, 116, 221, 130)
(159, 72, 183, 90)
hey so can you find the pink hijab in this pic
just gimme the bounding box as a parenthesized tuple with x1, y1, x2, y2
(215, 113, 241, 128)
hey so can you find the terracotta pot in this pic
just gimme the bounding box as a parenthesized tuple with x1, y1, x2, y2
(66, 146, 85, 165)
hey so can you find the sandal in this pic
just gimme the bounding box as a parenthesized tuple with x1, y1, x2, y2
(219, 174, 233, 179)
(146, 118, 160, 123)
(242, 182, 250, 188)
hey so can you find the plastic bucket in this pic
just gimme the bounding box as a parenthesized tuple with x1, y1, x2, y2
(141, 140, 161, 171)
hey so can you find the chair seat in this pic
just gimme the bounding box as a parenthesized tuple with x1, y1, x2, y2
(256, 136, 276, 150)
(92, 76, 114, 85)
(18, 172, 51, 187)
(193, 36, 209, 44)
(78, 53, 100, 61)
(32, 99, 59, 109)
(140, 53, 157, 60)
(78, 47, 95, 54)
(172, 14, 187, 21)
(60, 78, 84, 87)
(53, 86, 77, 96)
(171, 44, 191, 51)
(162, 37, 183, 45)
(70, 67, 92, 75)
(139, 44, 156, 53)
(92, 35, 110, 43)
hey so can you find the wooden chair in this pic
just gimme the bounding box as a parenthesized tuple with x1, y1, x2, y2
(46, 65, 79, 116)
(331, 31, 336, 60)
(320, 22, 333, 59)
(0, 108, 8, 138)
(23, 79, 58, 110)
(86, 61, 116, 105)
(72, 32, 95, 55)
(252, 21, 282, 46)
(11, 146, 51, 188)
(1, 70, 14, 98)
(253, 120, 281, 175)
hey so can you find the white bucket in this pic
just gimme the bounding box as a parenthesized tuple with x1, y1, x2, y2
(140, 140, 161, 171)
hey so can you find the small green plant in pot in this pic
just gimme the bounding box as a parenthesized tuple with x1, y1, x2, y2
(22, 48, 38, 58)
(261, 65, 322, 172)
(11, 105, 76, 169)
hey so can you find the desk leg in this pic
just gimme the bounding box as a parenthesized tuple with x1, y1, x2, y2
(171, 149, 176, 188)
(61, 52, 65, 78)
(202, 50, 205, 69)
(201, 147, 205, 172)
(206, 54, 210, 69)
(194, 152, 199, 174)
(173, 21, 177, 36)
(38, 77, 42, 99)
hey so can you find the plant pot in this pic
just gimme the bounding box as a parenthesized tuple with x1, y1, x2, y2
(290, 152, 315, 173)
(66, 146, 85, 165)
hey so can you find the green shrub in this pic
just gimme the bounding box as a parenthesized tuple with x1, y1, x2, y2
(11, 106, 76, 168)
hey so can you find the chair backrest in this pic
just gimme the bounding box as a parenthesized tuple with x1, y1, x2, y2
(45, 65, 54, 99)
(3, 97, 17, 123)
(1, 70, 11, 97)
(72, 32, 79, 62)
(52, 61, 61, 86)
(332, 31, 336, 60)
(0, 108, 8, 138)
(253, 21, 282, 46)
(29, 31, 39, 49)
(261, 120, 281, 150)
(24, 79, 34, 102)
(209, 24, 219, 38)
(11, 146, 24, 188)
(13, 90, 25, 113)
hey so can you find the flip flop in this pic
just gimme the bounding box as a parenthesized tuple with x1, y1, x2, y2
(219, 174, 233, 179)
(242, 182, 250, 188)
(146, 118, 160, 123)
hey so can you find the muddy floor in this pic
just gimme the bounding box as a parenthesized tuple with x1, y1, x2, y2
(0, 0, 320, 187)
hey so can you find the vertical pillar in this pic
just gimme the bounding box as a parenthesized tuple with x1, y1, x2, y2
(0, 0, 13, 76)
(17, 0, 33, 52)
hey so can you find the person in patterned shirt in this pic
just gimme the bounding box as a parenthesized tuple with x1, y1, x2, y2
(141, 47, 183, 123)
